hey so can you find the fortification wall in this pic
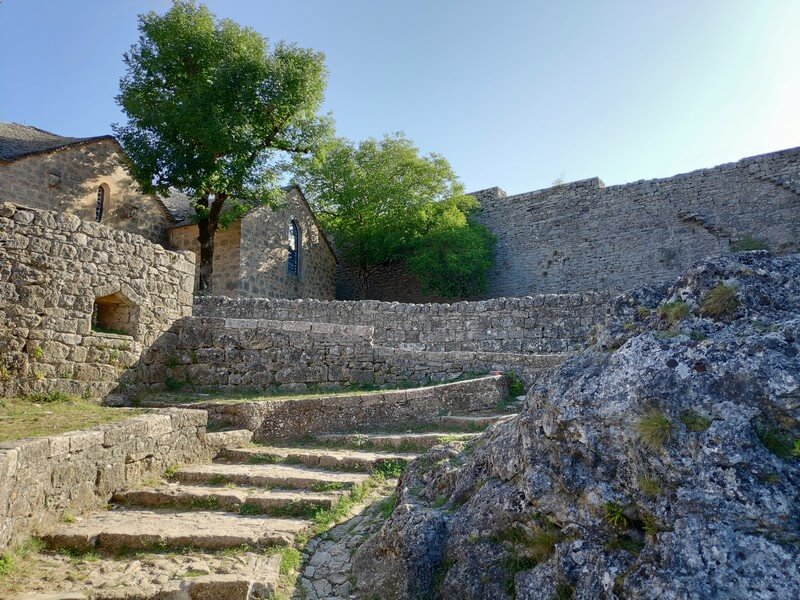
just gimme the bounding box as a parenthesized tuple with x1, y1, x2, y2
(472, 147, 800, 296)
(0, 409, 235, 547)
(0, 202, 195, 399)
(193, 293, 609, 355)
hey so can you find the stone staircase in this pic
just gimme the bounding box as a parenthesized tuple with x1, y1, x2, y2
(14, 405, 521, 599)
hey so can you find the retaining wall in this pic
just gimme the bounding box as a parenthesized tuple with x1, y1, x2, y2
(0, 202, 195, 398)
(129, 316, 566, 391)
(193, 293, 609, 354)
(152, 375, 507, 442)
(0, 409, 242, 547)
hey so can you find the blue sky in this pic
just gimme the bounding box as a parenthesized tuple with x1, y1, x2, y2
(1, 0, 799, 194)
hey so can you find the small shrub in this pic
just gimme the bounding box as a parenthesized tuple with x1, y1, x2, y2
(698, 284, 739, 320)
(730, 235, 768, 252)
(636, 409, 673, 450)
(679, 409, 711, 432)
(30, 346, 44, 361)
(505, 371, 525, 398)
(163, 464, 180, 478)
(635, 306, 651, 319)
(657, 300, 689, 325)
(604, 502, 628, 529)
(637, 475, 662, 497)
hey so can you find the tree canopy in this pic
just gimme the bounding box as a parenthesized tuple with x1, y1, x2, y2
(293, 134, 495, 298)
(114, 0, 329, 291)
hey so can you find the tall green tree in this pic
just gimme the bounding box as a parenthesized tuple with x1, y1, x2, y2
(293, 134, 495, 298)
(114, 0, 329, 292)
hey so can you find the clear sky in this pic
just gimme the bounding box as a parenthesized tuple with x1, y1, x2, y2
(1, 0, 799, 194)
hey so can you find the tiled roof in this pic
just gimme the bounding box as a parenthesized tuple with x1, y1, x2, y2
(0, 122, 112, 163)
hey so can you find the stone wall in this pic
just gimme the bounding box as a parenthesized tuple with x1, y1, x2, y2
(335, 259, 450, 303)
(0, 139, 173, 245)
(155, 375, 507, 442)
(472, 146, 800, 296)
(0, 408, 238, 547)
(0, 202, 195, 399)
(129, 314, 570, 392)
(193, 293, 610, 354)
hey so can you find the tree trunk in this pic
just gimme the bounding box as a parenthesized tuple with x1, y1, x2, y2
(195, 192, 227, 295)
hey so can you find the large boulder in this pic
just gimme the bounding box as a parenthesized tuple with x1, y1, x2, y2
(353, 252, 800, 599)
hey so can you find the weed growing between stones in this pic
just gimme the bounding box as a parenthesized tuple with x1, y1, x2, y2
(699, 284, 739, 319)
(730, 235, 769, 252)
(496, 521, 561, 596)
(636, 409, 673, 450)
(679, 409, 711, 432)
(554, 582, 575, 600)
(752, 418, 799, 459)
(657, 300, 690, 325)
(603, 502, 628, 529)
(373, 459, 406, 479)
(505, 371, 526, 398)
(636, 475, 663, 497)
(0, 538, 45, 582)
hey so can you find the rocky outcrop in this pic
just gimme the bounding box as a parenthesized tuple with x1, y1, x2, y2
(353, 251, 800, 599)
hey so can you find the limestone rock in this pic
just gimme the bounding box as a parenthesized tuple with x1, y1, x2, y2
(353, 252, 800, 599)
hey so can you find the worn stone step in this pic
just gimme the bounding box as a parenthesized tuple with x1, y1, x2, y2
(173, 463, 370, 490)
(15, 552, 281, 600)
(219, 446, 418, 472)
(315, 431, 481, 451)
(436, 412, 518, 430)
(42, 509, 307, 552)
(114, 484, 340, 514)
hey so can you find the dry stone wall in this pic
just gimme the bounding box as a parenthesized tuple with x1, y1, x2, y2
(153, 375, 507, 442)
(193, 293, 610, 355)
(0, 202, 195, 399)
(472, 147, 800, 296)
(0, 408, 235, 547)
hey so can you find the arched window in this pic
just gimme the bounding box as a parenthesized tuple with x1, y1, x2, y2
(95, 186, 105, 222)
(287, 220, 300, 276)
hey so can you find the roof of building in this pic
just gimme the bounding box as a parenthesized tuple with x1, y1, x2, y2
(0, 122, 113, 163)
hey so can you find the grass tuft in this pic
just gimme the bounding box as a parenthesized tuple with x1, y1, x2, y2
(753, 419, 798, 459)
(637, 475, 662, 497)
(679, 409, 711, 432)
(699, 284, 739, 320)
(657, 300, 689, 325)
(604, 502, 628, 529)
(636, 409, 673, 450)
(730, 235, 768, 252)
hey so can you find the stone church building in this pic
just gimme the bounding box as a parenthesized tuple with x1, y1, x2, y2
(0, 122, 337, 300)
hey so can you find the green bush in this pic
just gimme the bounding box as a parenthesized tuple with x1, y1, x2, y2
(657, 300, 689, 325)
(505, 371, 526, 398)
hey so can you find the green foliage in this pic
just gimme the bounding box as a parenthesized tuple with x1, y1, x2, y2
(698, 284, 739, 319)
(607, 533, 645, 555)
(498, 522, 560, 596)
(637, 475, 663, 497)
(730, 235, 769, 252)
(0, 537, 45, 581)
(553, 583, 575, 600)
(679, 409, 711, 432)
(505, 371, 526, 398)
(115, 0, 329, 291)
(293, 133, 495, 298)
(23, 391, 74, 404)
(164, 354, 180, 369)
(373, 459, 406, 479)
(238, 503, 262, 515)
(635, 306, 651, 319)
(657, 300, 690, 325)
(604, 502, 628, 528)
(636, 409, 673, 450)
(278, 547, 301, 576)
(753, 419, 798, 459)
(165, 377, 185, 392)
(29, 346, 44, 361)
(378, 492, 397, 519)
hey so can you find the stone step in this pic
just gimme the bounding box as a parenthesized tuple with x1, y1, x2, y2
(315, 431, 481, 451)
(173, 463, 370, 490)
(114, 484, 340, 515)
(42, 509, 307, 552)
(219, 446, 418, 472)
(15, 552, 281, 600)
(436, 412, 518, 430)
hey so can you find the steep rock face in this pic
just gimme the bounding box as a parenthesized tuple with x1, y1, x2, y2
(353, 252, 800, 600)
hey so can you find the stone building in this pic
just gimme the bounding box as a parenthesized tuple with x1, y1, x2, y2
(0, 122, 173, 245)
(166, 185, 337, 299)
(0, 122, 337, 300)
